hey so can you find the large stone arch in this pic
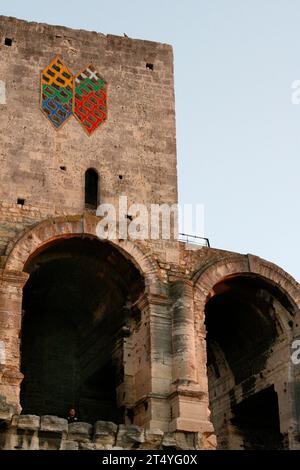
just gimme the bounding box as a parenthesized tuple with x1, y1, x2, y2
(192, 252, 300, 449)
(4, 215, 160, 289)
(0, 215, 169, 428)
(192, 253, 300, 316)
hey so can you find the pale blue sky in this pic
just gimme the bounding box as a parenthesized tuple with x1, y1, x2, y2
(1, 1, 299, 280)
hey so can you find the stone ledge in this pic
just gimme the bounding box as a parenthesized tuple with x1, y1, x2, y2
(40, 415, 68, 433)
(13, 414, 40, 431)
(0, 414, 216, 450)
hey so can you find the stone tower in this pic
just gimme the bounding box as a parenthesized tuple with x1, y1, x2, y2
(0, 16, 299, 450)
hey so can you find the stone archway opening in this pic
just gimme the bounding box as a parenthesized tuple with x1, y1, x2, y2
(205, 274, 294, 450)
(20, 236, 144, 424)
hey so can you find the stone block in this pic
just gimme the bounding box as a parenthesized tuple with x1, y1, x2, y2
(79, 442, 96, 450)
(40, 415, 68, 433)
(174, 431, 197, 450)
(202, 431, 217, 450)
(116, 424, 145, 448)
(141, 428, 164, 449)
(62, 440, 79, 450)
(162, 432, 177, 448)
(68, 422, 93, 442)
(94, 420, 117, 446)
(14, 414, 40, 431)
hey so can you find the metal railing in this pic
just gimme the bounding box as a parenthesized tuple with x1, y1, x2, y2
(178, 232, 210, 248)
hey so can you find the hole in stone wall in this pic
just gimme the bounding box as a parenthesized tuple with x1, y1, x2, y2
(119, 175, 123, 180)
(17, 198, 25, 206)
(85, 168, 98, 210)
(60, 166, 66, 171)
(4, 38, 12, 46)
(146, 63, 154, 70)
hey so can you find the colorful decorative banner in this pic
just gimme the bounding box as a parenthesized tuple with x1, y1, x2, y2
(40, 58, 108, 135)
(73, 65, 107, 135)
(40, 56, 73, 129)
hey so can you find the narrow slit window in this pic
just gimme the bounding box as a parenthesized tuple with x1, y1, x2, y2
(85, 168, 98, 209)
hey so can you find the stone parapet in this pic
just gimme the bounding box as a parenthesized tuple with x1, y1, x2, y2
(0, 414, 216, 450)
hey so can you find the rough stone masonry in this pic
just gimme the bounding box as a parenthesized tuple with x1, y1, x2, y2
(0, 15, 299, 450)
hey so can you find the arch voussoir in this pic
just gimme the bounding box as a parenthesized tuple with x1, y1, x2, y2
(4, 216, 160, 288)
(192, 253, 300, 314)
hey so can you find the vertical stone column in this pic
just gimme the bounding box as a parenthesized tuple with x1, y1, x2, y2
(0, 269, 29, 412)
(171, 280, 197, 384)
(169, 280, 214, 434)
(127, 283, 173, 432)
(146, 286, 173, 431)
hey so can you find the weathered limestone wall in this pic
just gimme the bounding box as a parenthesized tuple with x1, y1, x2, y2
(0, 16, 177, 212)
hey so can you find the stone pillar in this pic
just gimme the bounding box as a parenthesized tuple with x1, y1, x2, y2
(171, 280, 197, 384)
(146, 287, 173, 431)
(0, 269, 29, 412)
(169, 280, 214, 434)
(127, 283, 173, 432)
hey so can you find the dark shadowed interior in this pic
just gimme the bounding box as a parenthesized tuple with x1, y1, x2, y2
(205, 275, 292, 449)
(85, 168, 99, 209)
(20, 236, 144, 423)
(231, 385, 282, 449)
